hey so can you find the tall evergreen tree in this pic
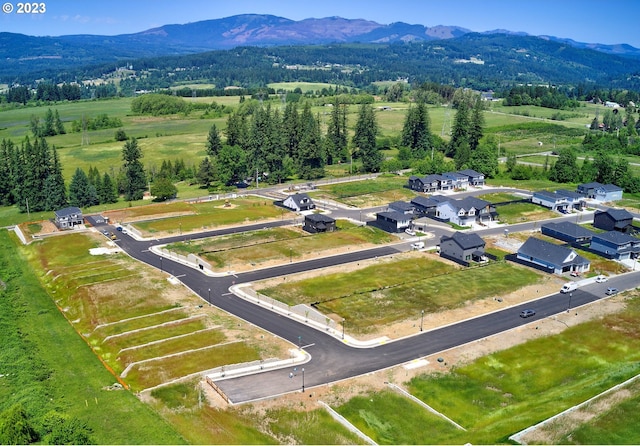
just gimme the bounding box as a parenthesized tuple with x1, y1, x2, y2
(400, 101, 431, 159)
(448, 101, 470, 157)
(43, 146, 67, 210)
(196, 156, 215, 188)
(21, 137, 52, 212)
(325, 98, 348, 165)
(99, 172, 118, 204)
(205, 123, 223, 157)
(121, 138, 146, 201)
(43, 108, 56, 137)
(0, 139, 15, 205)
(225, 112, 246, 148)
(469, 97, 485, 151)
(54, 109, 66, 135)
(352, 104, 382, 173)
(297, 103, 325, 179)
(281, 102, 300, 159)
(68, 168, 98, 208)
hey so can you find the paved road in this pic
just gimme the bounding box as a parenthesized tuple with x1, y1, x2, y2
(99, 189, 640, 403)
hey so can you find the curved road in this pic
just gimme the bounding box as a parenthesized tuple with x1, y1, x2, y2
(104, 193, 640, 403)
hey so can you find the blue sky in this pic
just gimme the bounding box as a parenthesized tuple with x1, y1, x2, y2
(2, 0, 639, 47)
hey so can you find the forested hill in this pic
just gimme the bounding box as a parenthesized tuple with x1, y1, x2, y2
(13, 34, 640, 93)
(2, 13, 640, 84)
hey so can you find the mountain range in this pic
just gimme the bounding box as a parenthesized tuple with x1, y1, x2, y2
(2, 13, 640, 81)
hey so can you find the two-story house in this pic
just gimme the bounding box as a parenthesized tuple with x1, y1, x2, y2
(435, 196, 495, 227)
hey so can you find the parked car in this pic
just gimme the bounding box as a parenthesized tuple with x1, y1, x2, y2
(570, 271, 580, 277)
(605, 287, 618, 296)
(110, 232, 117, 240)
(595, 275, 608, 283)
(519, 309, 536, 318)
(410, 241, 425, 250)
(405, 228, 416, 236)
(102, 230, 110, 237)
(560, 282, 578, 293)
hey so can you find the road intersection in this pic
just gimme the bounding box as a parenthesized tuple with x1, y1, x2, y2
(99, 187, 640, 403)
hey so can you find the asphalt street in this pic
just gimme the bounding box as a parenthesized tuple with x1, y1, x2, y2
(99, 189, 640, 403)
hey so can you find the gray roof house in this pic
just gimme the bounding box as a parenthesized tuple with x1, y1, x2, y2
(541, 221, 595, 245)
(408, 175, 440, 193)
(577, 182, 604, 199)
(442, 171, 469, 189)
(516, 237, 590, 274)
(54, 206, 83, 230)
(590, 231, 640, 260)
(435, 196, 495, 226)
(282, 193, 315, 212)
(303, 214, 336, 234)
(555, 189, 586, 210)
(593, 209, 635, 233)
(457, 169, 485, 187)
(531, 190, 570, 212)
(594, 184, 623, 202)
(410, 195, 448, 216)
(388, 201, 414, 214)
(439, 232, 486, 265)
(374, 211, 412, 233)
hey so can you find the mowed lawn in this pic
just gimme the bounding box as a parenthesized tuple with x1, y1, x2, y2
(167, 222, 394, 270)
(260, 258, 542, 333)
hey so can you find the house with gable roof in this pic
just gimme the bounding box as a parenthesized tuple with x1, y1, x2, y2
(282, 193, 315, 212)
(541, 221, 594, 245)
(594, 184, 623, 202)
(590, 231, 640, 260)
(439, 231, 486, 265)
(593, 208, 635, 233)
(516, 237, 590, 274)
(435, 196, 495, 226)
(457, 169, 485, 187)
(54, 206, 84, 230)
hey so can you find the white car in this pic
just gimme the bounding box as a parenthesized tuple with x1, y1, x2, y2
(405, 228, 416, 236)
(595, 275, 608, 283)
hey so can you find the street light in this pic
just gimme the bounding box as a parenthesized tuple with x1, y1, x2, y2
(342, 319, 345, 340)
(567, 292, 573, 312)
(290, 247, 292, 263)
(298, 335, 302, 349)
(420, 310, 424, 332)
(301, 367, 305, 392)
(208, 288, 211, 304)
(160, 256, 163, 273)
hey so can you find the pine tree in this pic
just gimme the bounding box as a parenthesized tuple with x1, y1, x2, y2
(21, 137, 52, 212)
(68, 168, 98, 208)
(469, 97, 485, 151)
(121, 138, 146, 201)
(400, 101, 431, 159)
(0, 139, 15, 205)
(43, 146, 67, 210)
(54, 109, 66, 135)
(205, 123, 223, 157)
(99, 172, 118, 204)
(43, 108, 56, 137)
(225, 112, 246, 148)
(196, 156, 215, 188)
(353, 104, 382, 173)
(325, 98, 348, 165)
(282, 102, 300, 158)
(448, 101, 470, 157)
(297, 103, 325, 179)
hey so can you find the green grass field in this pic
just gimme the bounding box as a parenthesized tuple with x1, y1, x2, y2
(332, 295, 640, 444)
(260, 258, 542, 333)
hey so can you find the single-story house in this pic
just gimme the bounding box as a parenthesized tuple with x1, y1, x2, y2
(442, 171, 469, 190)
(555, 189, 586, 210)
(593, 208, 635, 233)
(282, 193, 315, 212)
(439, 231, 486, 264)
(541, 221, 595, 245)
(531, 190, 570, 212)
(303, 214, 336, 234)
(589, 231, 640, 260)
(388, 201, 414, 214)
(577, 182, 604, 199)
(435, 196, 495, 226)
(594, 184, 623, 202)
(54, 206, 84, 230)
(457, 169, 485, 187)
(374, 211, 412, 233)
(516, 237, 590, 274)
